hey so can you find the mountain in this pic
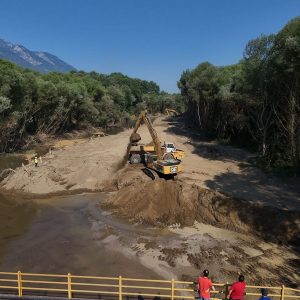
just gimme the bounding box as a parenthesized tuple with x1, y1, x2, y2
(0, 38, 76, 73)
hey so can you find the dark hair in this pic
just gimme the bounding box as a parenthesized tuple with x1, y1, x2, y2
(203, 269, 209, 277)
(261, 288, 268, 296)
(238, 275, 244, 282)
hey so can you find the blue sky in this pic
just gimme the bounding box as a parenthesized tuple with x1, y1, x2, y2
(1, 0, 299, 92)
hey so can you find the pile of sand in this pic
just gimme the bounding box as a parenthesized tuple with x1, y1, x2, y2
(103, 167, 300, 245)
(1, 130, 133, 194)
(103, 169, 247, 229)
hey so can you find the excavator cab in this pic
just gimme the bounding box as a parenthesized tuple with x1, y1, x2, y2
(164, 142, 176, 153)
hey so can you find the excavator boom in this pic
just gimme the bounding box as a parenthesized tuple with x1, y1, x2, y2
(165, 108, 179, 116)
(130, 111, 163, 159)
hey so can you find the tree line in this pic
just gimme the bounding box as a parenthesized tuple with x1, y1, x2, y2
(178, 17, 300, 175)
(0, 61, 184, 152)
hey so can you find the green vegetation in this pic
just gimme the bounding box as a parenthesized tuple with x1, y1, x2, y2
(178, 17, 300, 175)
(0, 61, 184, 152)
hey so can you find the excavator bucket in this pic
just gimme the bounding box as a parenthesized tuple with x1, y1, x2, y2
(142, 168, 156, 180)
(130, 133, 141, 143)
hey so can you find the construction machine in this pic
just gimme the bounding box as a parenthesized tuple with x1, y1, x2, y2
(128, 111, 184, 177)
(165, 108, 180, 116)
(140, 141, 185, 160)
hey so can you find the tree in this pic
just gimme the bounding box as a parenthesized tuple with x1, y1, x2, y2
(178, 17, 300, 174)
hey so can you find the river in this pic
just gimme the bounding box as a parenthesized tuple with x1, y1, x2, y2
(0, 154, 160, 278)
(0, 193, 161, 278)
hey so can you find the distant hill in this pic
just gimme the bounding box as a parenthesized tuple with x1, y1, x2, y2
(0, 38, 76, 73)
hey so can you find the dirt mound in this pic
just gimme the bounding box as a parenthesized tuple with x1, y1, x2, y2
(103, 174, 247, 229)
(102, 167, 300, 245)
(106, 180, 191, 225)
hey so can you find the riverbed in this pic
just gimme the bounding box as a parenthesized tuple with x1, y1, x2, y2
(0, 137, 299, 287)
(0, 190, 298, 288)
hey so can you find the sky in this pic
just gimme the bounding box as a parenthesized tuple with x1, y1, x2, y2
(0, 0, 299, 92)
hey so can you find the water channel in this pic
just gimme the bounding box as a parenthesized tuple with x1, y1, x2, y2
(0, 154, 161, 278)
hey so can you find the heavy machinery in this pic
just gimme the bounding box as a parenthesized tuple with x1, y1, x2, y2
(140, 142, 185, 161)
(165, 108, 180, 116)
(128, 111, 184, 177)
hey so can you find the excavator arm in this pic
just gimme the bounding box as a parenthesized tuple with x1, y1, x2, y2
(130, 111, 163, 159)
(165, 108, 179, 116)
(131, 111, 145, 135)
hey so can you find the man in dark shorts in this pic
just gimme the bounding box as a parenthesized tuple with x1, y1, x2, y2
(197, 269, 215, 300)
(227, 275, 246, 300)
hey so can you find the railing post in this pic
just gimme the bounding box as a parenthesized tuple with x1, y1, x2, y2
(281, 285, 285, 300)
(224, 282, 229, 300)
(67, 273, 72, 299)
(17, 271, 22, 297)
(119, 275, 122, 300)
(171, 279, 175, 300)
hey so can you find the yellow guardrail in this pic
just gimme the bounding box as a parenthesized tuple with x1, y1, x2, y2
(0, 271, 298, 300)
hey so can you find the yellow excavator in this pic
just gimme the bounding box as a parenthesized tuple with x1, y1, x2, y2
(128, 111, 184, 178)
(165, 108, 180, 116)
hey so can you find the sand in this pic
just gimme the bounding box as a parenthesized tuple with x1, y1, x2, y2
(102, 166, 300, 245)
(2, 116, 299, 213)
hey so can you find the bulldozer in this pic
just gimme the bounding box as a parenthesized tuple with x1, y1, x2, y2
(127, 111, 184, 178)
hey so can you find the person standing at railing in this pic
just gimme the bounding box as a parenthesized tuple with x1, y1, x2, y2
(258, 288, 271, 300)
(227, 274, 246, 300)
(196, 269, 215, 300)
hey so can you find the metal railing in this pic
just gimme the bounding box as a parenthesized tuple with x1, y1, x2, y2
(0, 271, 298, 300)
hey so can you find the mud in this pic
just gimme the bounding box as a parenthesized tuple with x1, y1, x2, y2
(0, 190, 36, 264)
(103, 166, 300, 245)
(94, 204, 299, 287)
(98, 165, 300, 286)
(0, 188, 298, 288)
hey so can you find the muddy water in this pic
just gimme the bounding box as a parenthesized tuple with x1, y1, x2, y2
(0, 191, 36, 264)
(0, 193, 160, 278)
(0, 154, 27, 171)
(0, 146, 50, 173)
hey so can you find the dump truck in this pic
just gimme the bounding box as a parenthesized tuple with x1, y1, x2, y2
(127, 111, 184, 177)
(140, 142, 185, 161)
